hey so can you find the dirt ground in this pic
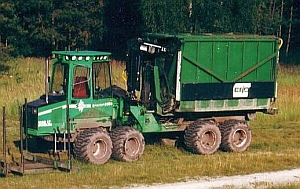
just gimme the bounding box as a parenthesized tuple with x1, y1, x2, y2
(125, 168, 300, 189)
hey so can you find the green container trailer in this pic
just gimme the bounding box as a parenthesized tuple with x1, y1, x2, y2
(130, 33, 280, 115)
(125, 33, 281, 155)
(179, 34, 278, 113)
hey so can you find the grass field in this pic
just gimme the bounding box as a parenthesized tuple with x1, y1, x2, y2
(0, 59, 300, 188)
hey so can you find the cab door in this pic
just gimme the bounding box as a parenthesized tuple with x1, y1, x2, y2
(69, 65, 93, 119)
(68, 62, 117, 128)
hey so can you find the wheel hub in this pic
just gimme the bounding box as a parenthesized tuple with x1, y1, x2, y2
(233, 129, 247, 147)
(125, 138, 140, 155)
(93, 140, 107, 159)
(201, 130, 216, 149)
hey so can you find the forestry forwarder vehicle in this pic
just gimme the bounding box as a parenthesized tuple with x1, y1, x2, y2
(0, 33, 282, 176)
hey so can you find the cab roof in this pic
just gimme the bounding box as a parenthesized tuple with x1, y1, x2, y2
(52, 51, 111, 56)
(52, 51, 111, 63)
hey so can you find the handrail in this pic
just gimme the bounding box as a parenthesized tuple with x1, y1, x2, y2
(2, 106, 8, 176)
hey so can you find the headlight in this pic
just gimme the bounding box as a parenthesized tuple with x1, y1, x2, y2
(32, 108, 38, 115)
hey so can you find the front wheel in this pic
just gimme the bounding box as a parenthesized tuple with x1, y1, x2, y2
(111, 126, 145, 162)
(184, 120, 221, 155)
(73, 128, 112, 164)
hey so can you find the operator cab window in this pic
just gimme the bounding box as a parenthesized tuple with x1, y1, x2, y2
(73, 66, 90, 98)
(93, 62, 112, 98)
(51, 63, 69, 96)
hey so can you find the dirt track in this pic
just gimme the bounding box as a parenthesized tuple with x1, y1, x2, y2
(125, 168, 300, 189)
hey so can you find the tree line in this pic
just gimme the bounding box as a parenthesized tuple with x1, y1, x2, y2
(0, 0, 299, 63)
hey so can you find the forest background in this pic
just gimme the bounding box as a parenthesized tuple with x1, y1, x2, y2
(0, 0, 299, 63)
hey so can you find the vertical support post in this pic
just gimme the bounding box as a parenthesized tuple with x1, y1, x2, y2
(2, 106, 8, 176)
(19, 105, 24, 175)
(66, 104, 72, 171)
(54, 130, 57, 154)
(24, 98, 28, 152)
(52, 130, 58, 169)
(63, 132, 66, 152)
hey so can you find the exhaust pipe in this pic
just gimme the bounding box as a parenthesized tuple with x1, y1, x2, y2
(45, 58, 49, 104)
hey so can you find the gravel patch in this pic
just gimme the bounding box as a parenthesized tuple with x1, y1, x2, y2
(124, 168, 300, 189)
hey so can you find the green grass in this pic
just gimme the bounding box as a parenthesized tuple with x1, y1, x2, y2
(255, 64, 300, 123)
(0, 58, 44, 118)
(0, 59, 300, 188)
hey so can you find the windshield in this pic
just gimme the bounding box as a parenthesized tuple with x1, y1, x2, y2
(51, 63, 69, 95)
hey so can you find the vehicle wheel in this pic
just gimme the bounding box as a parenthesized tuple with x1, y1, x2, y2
(111, 126, 145, 162)
(219, 120, 252, 152)
(184, 120, 221, 155)
(73, 128, 112, 164)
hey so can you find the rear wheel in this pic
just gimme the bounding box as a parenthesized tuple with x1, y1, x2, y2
(73, 128, 112, 164)
(184, 120, 221, 155)
(111, 126, 145, 162)
(219, 120, 252, 152)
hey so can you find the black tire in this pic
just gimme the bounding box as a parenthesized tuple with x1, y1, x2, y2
(73, 128, 112, 164)
(219, 120, 252, 152)
(184, 120, 221, 155)
(111, 126, 145, 162)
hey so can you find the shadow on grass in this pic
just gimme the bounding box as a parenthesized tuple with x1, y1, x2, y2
(13, 137, 54, 154)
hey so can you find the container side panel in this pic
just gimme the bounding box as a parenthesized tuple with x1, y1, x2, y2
(181, 41, 198, 83)
(197, 42, 214, 82)
(181, 39, 277, 84)
(241, 42, 258, 82)
(257, 41, 275, 81)
(227, 42, 243, 81)
(212, 41, 229, 81)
